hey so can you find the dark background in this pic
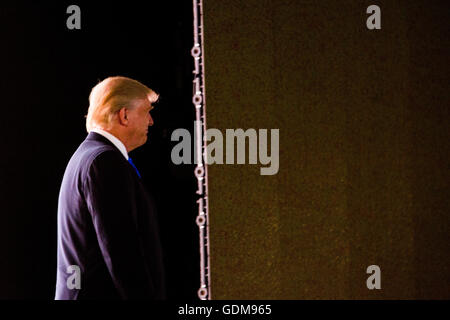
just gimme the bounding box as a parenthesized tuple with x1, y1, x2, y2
(204, 0, 450, 299)
(0, 2, 199, 299)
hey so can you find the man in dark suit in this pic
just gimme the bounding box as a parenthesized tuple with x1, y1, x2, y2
(55, 76, 166, 299)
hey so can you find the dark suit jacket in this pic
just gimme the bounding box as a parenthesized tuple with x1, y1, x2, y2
(55, 132, 166, 300)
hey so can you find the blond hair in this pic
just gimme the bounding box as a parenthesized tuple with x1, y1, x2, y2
(86, 76, 158, 132)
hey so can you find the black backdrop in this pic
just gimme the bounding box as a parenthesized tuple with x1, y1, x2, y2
(0, 2, 198, 299)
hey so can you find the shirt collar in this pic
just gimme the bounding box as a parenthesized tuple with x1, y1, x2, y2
(91, 128, 129, 160)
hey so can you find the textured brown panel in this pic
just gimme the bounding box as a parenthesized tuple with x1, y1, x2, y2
(204, 0, 449, 299)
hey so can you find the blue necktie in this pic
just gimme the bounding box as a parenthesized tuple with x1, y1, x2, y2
(128, 157, 141, 178)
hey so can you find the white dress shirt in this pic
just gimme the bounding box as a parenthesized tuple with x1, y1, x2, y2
(91, 128, 129, 160)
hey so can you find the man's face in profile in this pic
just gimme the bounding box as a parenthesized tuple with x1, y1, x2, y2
(127, 99, 154, 150)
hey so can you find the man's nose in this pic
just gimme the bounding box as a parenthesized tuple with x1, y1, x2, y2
(148, 115, 154, 126)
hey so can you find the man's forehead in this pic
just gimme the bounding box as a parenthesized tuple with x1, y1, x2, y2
(146, 100, 155, 110)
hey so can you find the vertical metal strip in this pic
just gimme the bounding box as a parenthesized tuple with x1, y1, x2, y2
(192, 0, 211, 300)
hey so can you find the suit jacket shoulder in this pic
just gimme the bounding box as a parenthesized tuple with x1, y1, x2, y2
(56, 132, 165, 300)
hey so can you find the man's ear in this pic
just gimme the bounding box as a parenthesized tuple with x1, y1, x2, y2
(118, 107, 128, 126)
